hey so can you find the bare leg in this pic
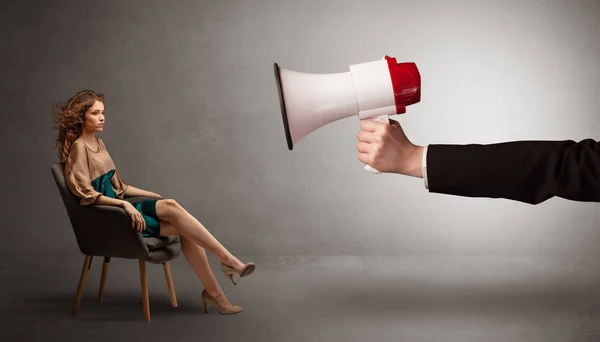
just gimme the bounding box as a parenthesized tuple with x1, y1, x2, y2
(155, 199, 245, 269)
(160, 221, 236, 307)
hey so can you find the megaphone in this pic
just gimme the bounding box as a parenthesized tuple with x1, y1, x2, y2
(273, 55, 421, 173)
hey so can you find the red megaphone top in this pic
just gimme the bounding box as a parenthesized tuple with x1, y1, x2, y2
(385, 56, 421, 114)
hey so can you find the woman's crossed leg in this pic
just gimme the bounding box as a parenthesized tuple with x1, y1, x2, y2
(155, 199, 255, 314)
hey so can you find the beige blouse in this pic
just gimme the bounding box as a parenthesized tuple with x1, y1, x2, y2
(64, 136, 129, 205)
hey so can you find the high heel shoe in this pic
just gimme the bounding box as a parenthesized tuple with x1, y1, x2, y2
(221, 262, 255, 285)
(201, 289, 243, 315)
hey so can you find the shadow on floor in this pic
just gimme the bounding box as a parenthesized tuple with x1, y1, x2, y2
(18, 292, 211, 322)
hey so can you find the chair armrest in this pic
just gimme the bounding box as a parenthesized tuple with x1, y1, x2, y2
(68, 203, 149, 260)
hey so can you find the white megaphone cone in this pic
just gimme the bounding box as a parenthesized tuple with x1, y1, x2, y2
(274, 55, 421, 173)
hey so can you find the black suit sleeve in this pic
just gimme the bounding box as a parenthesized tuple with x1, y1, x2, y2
(425, 139, 600, 204)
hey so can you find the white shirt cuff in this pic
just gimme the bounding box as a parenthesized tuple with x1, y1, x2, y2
(422, 145, 429, 189)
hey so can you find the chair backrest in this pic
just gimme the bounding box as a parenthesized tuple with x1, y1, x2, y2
(51, 162, 88, 254)
(51, 162, 79, 212)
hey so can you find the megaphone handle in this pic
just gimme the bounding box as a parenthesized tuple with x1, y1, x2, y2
(363, 114, 390, 174)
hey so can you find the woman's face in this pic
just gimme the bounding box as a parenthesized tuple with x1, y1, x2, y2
(82, 100, 105, 133)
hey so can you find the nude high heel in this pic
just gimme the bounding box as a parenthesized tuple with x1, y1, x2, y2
(221, 262, 255, 285)
(201, 289, 243, 315)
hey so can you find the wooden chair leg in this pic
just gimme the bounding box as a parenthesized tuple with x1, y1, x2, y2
(98, 257, 110, 304)
(138, 259, 151, 322)
(162, 262, 178, 307)
(72, 255, 92, 315)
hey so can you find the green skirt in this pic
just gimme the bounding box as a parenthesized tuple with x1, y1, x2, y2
(129, 198, 161, 238)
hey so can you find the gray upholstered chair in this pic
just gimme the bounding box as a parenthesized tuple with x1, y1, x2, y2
(51, 162, 181, 322)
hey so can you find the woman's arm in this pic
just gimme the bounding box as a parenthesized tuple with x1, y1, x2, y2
(92, 195, 147, 231)
(93, 195, 129, 208)
(123, 184, 162, 198)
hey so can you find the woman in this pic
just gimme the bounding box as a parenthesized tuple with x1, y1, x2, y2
(53, 89, 255, 315)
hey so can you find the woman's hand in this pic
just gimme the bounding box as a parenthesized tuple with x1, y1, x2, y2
(122, 201, 146, 232)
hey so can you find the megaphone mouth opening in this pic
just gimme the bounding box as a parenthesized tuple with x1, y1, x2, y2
(273, 63, 294, 150)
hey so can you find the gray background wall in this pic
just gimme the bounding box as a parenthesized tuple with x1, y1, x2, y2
(1, 0, 599, 257)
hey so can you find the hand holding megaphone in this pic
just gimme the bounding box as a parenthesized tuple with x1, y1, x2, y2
(274, 55, 421, 174)
(360, 114, 391, 173)
(357, 117, 422, 175)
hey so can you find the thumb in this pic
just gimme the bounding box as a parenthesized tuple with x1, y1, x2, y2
(388, 118, 409, 138)
(388, 119, 400, 127)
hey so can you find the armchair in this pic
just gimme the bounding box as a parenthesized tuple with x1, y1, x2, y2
(51, 162, 181, 322)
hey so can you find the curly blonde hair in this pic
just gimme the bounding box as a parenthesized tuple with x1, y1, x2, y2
(53, 90, 105, 162)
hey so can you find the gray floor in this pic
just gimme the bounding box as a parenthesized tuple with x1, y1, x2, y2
(3, 253, 600, 342)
